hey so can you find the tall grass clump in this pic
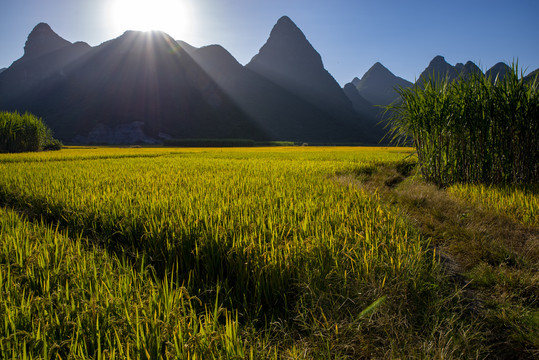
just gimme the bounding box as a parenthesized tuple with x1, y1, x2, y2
(0, 111, 62, 153)
(387, 65, 538, 186)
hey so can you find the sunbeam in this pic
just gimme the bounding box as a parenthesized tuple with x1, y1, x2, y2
(109, 0, 192, 37)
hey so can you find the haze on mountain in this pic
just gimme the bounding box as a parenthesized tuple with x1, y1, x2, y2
(352, 62, 413, 106)
(0, 24, 268, 143)
(245, 16, 381, 143)
(0, 18, 383, 144)
(1, 19, 528, 146)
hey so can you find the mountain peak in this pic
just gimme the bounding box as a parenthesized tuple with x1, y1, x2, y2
(24, 22, 71, 58)
(265, 15, 311, 52)
(275, 15, 295, 27)
(365, 62, 392, 77)
(355, 62, 413, 105)
(462, 61, 482, 74)
(486, 62, 511, 82)
(417, 55, 458, 84)
(429, 55, 448, 66)
(247, 16, 323, 76)
(33, 22, 54, 33)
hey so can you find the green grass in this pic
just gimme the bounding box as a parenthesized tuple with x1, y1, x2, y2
(0, 146, 536, 358)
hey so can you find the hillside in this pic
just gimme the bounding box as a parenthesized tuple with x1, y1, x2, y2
(0, 19, 382, 144)
(354, 62, 413, 106)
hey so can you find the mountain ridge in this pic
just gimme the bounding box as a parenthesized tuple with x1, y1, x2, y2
(245, 16, 381, 143)
(1, 20, 531, 145)
(0, 19, 382, 144)
(23, 22, 72, 59)
(355, 62, 413, 106)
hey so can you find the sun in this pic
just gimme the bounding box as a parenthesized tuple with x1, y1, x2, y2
(110, 0, 191, 37)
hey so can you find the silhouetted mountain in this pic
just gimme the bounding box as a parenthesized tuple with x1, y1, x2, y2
(246, 16, 379, 143)
(342, 83, 385, 134)
(0, 68, 6, 74)
(0, 29, 266, 143)
(417, 56, 489, 85)
(460, 61, 483, 79)
(190, 44, 244, 83)
(485, 62, 511, 82)
(417, 56, 459, 85)
(343, 83, 372, 114)
(524, 68, 539, 83)
(246, 16, 347, 112)
(24, 23, 71, 58)
(0, 23, 91, 104)
(176, 40, 198, 54)
(0, 19, 386, 144)
(188, 43, 333, 141)
(351, 77, 361, 87)
(354, 62, 413, 106)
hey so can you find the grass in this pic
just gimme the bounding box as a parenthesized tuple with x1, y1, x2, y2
(347, 160, 538, 358)
(0, 146, 536, 358)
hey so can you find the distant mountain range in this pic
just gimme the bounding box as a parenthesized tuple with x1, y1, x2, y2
(0, 18, 536, 144)
(524, 68, 539, 83)
(352, 62, 413, 106)
(416, 56, 509, 85)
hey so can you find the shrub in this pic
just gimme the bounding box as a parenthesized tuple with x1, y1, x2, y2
(0, 111, 62, 153)
(386, 64, 538, 186)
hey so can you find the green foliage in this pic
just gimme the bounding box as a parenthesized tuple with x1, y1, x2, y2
(387, 64, 539, 186)
(0, 111, 62, 153)
(42, 138, 63, 151)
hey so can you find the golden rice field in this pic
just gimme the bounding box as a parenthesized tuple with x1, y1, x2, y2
(0, 146, 536, 359)
(449, 183, 538, 226)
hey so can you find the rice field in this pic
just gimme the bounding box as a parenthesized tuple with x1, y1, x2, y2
(449, 183, 538, 226)
(0, 146, 536, 358)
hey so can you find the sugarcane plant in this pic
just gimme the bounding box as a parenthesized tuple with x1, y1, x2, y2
(385, 64, 538, 187)
(0, 111, 62, 153)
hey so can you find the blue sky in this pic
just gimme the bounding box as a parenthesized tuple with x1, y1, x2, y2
(1, 0, 538, 85)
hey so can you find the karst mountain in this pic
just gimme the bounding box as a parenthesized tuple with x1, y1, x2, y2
(0, 19, 534, 145)
(0, 18, 382, 144)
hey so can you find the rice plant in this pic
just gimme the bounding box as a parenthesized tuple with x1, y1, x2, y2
(0, 147, 488, 358)
(448, 183, 538, 226)
(386, 64, 539, 186)
(0, 207, 252, 359)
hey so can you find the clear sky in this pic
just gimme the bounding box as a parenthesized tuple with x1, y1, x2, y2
(1, 0, 538, 85)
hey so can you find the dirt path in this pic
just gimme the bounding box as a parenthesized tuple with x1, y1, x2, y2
(335, 163, 539, 358)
